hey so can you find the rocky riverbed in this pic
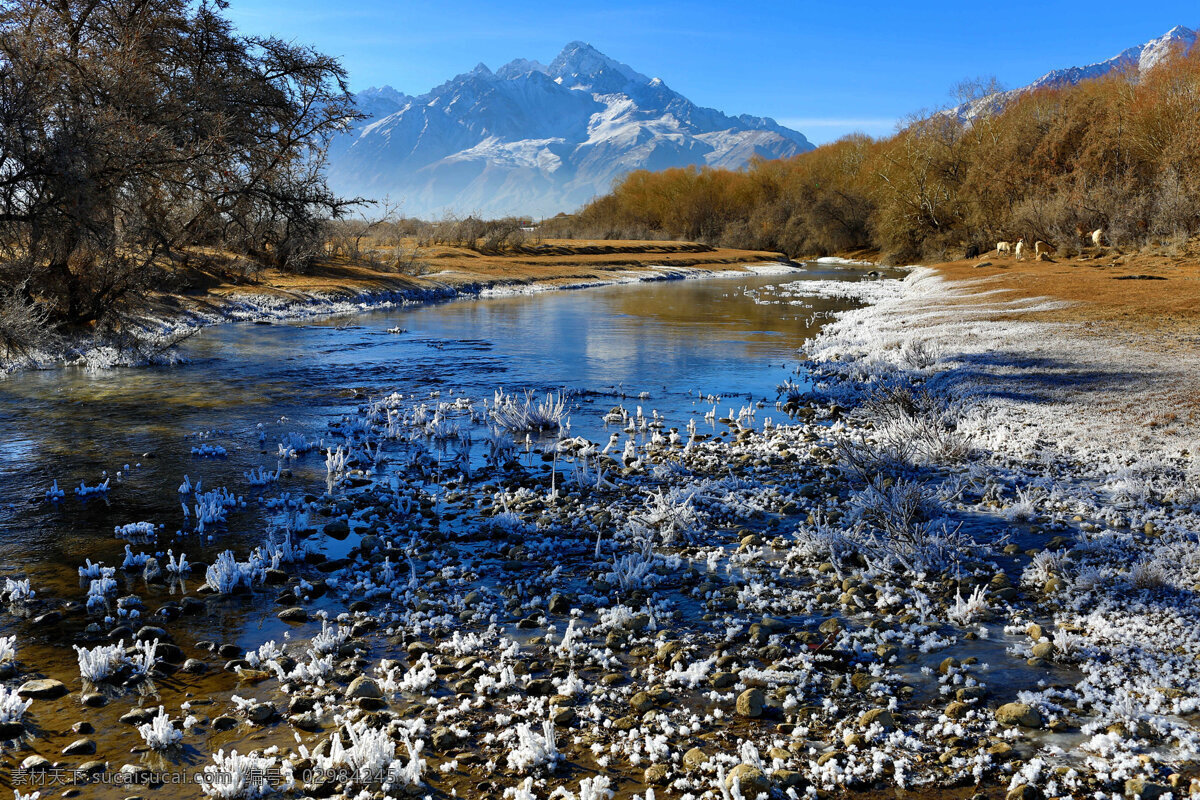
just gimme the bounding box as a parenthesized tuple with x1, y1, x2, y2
(2, 270, 1199, 800)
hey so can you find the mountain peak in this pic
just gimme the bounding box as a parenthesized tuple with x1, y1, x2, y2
(548, 41, 649, 87)
(496, 57, 548, 80)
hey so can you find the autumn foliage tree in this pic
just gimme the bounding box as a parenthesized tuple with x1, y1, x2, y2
(556, 44, 1200, 263)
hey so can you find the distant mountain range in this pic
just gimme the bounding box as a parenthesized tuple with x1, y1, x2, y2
(325, 42, 813, 219)
(950, 25, 1198, 121)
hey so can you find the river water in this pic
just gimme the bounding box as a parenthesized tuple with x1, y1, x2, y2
(0, 266, 888, 787)
(0, 268, 881, 580)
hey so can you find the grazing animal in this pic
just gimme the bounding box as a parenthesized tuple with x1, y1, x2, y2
(1034, 240, 1053, 257)
(1090, 228, 1104, 247)
(1014, 238, 1026, 261)
(996, 241, 1012, 256)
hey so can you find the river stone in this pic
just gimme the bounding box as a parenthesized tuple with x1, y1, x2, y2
(725, 764, 769, 795)
(858, 708, 896, 731)
(0, 721, 23, 738)
(142, 558, 163, 583)
(81, 692, 107, 708)
(323, 519, 350, 538)
(278, 607, 308, 622)
(1124, 778, 1169, 800)
(182, 659, 208, 674)
(212, 715, 239, 731)
(774, 769, 805, 789)
(1031, 641, 1055, 659)
(245, 703, 274, 724)
(630, 691, 655, 713)
(683, 747, 709, 771)
(850, 671, 876, 693)
(1007, 785, 1043, 800)
(346, 676, 382, 700)
(996, 702, 1043, 728)
(711, 671, 736, 689)
(644, 763, 670, 785)
(736, 688, 764, 718)
(63, 739, 96, 756)
(431, 726, 455, 750)
(18, 679, 68, 699)
(21, 755, 51, 771)
(945, 701, 970, 719)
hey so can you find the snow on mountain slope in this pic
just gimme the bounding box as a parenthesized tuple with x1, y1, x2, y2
(325, 42, 813, 219)
(950, 25, 1197, 121)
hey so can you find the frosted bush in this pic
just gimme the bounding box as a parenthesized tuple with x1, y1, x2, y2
(2, 578, 34, 602)
(310, 719, 425, 790)
(243, 466, 280, 487)
(310, 619, 350, 655)
(130, 638, 159, 674)
(201, 749, 291, 799)
(206, 550, 259, 594)
(114, 521, 156, 538)
(632, 488, 702, 543)
(75, 642, 128, 682)
(506, 719, 559, 773)
(947, 585, 990, 626)
(493, 390, 569, 433)
(1005, 486, 1044, 523)
(847, 476, 940, 537)
(137, 706, 183, 750)
(0, 635, 15, 663)
(0, 684, 31, 724)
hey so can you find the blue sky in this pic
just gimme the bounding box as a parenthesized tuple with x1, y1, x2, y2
(227, 1, 1197, 144)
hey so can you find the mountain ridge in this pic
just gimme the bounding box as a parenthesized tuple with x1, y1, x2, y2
(325, 42, 813, 219)
(950, 25, 1197, 121)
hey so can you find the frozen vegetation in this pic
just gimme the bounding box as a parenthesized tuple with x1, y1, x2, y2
(3, 266, 1199, 800)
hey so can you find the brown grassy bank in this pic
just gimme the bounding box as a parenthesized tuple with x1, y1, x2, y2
(926, 242, 1200, 345)
(150, 239, 790, 319)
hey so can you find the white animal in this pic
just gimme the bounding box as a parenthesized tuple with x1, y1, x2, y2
(1090, 228, 1104, 247)
(996, 241, 1012, 256)
(1014, 238, 1026, 261)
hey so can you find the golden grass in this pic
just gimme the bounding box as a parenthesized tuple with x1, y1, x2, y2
(156, 239, 788, 314)
(927, 242, 1200, 347)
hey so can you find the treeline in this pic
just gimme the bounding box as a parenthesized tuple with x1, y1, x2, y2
(0, 0, 356, 358)
(549, 47, 1200, 262)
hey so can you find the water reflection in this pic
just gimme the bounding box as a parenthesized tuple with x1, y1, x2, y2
(0, 269, 874, 632)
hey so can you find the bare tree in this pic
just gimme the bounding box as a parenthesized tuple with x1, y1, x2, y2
(0, 0, 361, 332)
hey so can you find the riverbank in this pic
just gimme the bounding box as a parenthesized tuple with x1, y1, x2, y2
(4, 240, 796, 373)
(158, 239, 794, 323)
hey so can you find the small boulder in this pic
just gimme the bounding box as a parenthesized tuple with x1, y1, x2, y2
(996, 702, 1043, 728)
(17, 679, 68, 700)
(858, 708, 896, 731)
(63, 739, 96, 756)
(346, 676, 382, 700)
(725, 764, 769, 796)
(736, 688, 764, 718)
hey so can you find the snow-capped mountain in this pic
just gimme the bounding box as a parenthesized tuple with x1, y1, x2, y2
(325, 42, 813, 219)
(951, 25, 1198, 121)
